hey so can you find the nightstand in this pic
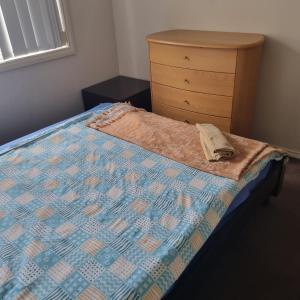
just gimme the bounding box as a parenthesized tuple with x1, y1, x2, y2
(82, 76, 151, 111)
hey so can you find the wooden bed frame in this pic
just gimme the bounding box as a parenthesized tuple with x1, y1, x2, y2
(164, 157, 288, 299)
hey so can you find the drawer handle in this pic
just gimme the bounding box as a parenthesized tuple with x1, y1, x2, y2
(184, 79, 190, 84)
(184, 56, 190, 61)
(184, 100, 190, 105)
(184, 120, 191, 124)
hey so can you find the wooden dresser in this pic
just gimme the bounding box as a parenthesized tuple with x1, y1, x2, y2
(147, 30, 264, 137)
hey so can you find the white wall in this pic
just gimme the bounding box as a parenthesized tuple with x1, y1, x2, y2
(0, 0, 119, 145)
(112, 0, 300, 152)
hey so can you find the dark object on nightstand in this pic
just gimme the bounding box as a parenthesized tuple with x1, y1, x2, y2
(82, 76, 151, 111)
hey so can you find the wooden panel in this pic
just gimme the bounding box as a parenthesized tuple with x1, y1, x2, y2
(152, 101, 231, 132)
(147, 30, 264, 49)
(149, 43, 237, 73)
(151, 83, 232, 118)
(231, 46, 263, 137)
(151, 63, 235, 96)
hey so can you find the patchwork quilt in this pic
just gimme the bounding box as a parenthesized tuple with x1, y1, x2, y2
(0, 105, 282, 300)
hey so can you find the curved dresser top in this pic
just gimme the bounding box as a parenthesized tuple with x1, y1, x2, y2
(147, 30, 264, 49)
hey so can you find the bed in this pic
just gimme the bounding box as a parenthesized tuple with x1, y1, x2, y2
(0, 103, 286, 300)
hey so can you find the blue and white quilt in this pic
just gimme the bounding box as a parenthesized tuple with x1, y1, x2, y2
(0, 104, 282, 300)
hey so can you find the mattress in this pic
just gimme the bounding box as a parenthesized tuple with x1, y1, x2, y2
(0, 103, 273, 218)
(0, 104, 282, 300)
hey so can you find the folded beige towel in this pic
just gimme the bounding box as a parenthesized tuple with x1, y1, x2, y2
(196, 123, 236, 161)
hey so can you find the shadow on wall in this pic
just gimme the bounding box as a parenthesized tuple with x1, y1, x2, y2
(252, 36, 300, 150)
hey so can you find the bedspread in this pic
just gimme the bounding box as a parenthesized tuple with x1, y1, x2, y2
(88, 105, 281, 180)
(0, 106, 282, 300)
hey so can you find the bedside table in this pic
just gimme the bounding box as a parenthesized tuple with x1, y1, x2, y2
(82, 76, 151, 111)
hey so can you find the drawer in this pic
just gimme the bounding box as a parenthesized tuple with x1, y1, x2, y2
(151, 63, 235, 97)
(150, 43, 237, 73)
(151, 83, 232, 118)
(152, 102, 231, 132)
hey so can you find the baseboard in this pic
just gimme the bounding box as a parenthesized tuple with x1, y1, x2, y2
(279, 146, 300, 159)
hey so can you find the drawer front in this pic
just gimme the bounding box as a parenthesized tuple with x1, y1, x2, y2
(151, 63, 235, 96)
(150, 43, 237, 73)
(151, 83, 232, 118)
(152, 102, 231, 132)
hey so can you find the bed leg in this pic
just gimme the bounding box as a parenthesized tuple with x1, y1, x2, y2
(271, 156, 289, 197)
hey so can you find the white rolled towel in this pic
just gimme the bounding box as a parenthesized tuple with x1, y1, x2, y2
(196, 123, 236, 161)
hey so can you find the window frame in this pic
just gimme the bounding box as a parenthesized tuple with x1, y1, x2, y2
(0, 0, 75, 73)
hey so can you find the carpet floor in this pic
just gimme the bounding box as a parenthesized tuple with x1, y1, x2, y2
(168, 158, 300, 300)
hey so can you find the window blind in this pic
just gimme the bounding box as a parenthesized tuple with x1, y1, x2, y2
(0, 0, 66, 61)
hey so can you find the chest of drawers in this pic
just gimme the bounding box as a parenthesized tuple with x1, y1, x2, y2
(147, 30, 264, 136)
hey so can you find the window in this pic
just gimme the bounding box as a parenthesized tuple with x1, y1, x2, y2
(0, 0, 74, 72)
